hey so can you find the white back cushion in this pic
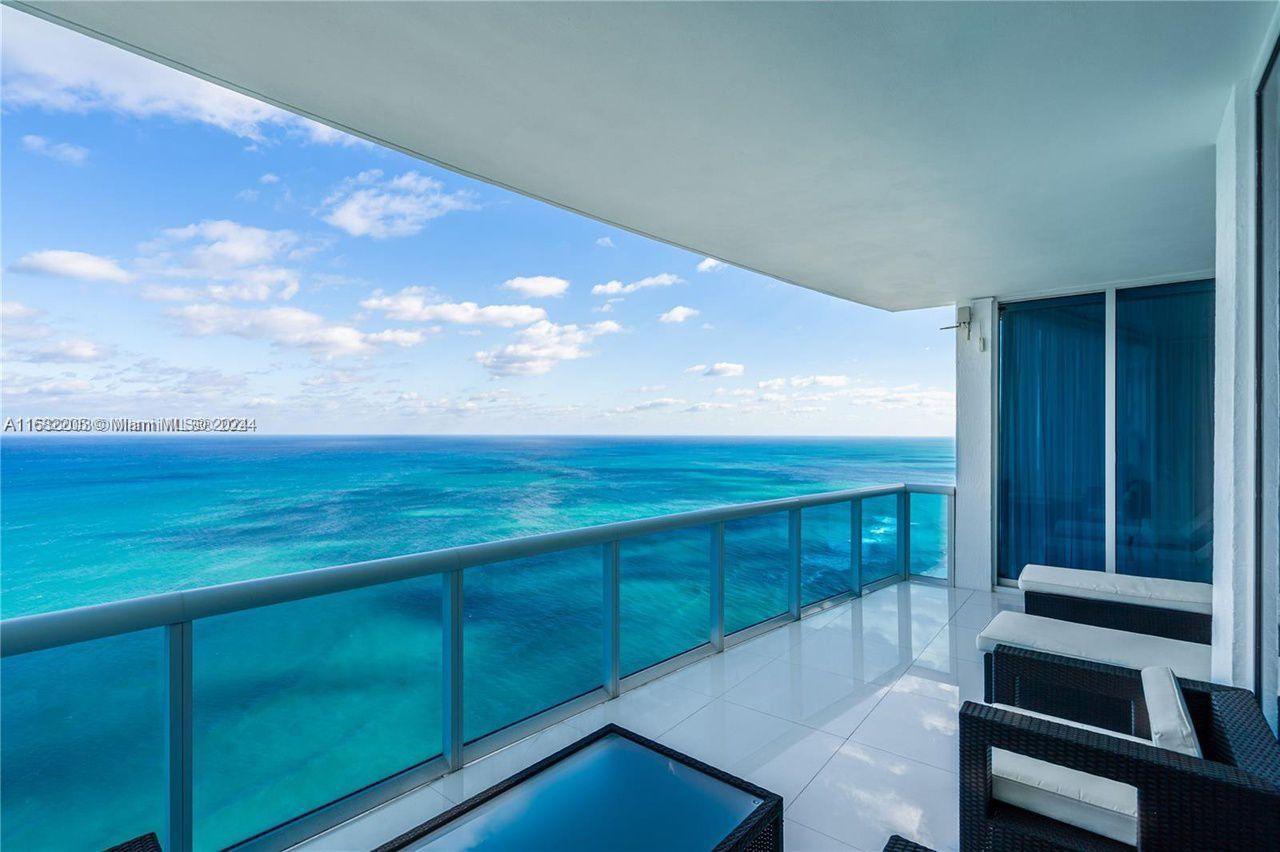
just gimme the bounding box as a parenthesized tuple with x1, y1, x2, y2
(1018, 564, 1212, 615)
(975, 611, 1212, 681)
(1141, 666, 1202, 757)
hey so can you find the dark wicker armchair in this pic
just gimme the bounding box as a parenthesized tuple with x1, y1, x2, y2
(961, 647, 1280, 850)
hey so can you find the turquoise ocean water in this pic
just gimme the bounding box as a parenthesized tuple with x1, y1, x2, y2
(1, 436, 953, 850)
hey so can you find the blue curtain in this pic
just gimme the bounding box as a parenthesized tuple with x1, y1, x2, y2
(997, 295, 1106, 581)
(1116, 281, 1214, 582)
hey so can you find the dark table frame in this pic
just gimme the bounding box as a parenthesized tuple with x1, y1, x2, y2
(374, 723, 784, 852)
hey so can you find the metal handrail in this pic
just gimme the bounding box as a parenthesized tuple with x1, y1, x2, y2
(1, 482, 951, 658)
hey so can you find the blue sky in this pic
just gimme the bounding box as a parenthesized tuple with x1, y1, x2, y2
(1, 9, 954, 436)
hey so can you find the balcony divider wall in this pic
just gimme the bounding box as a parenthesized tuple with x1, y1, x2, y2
(0, 482, 953, 852)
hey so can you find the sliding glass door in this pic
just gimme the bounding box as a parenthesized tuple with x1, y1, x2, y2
(997, 294, 1106, 581)
(998, 282, 1215, 585)
(1115, 282, 1215, 582)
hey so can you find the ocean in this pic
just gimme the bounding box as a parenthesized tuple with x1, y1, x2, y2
(0, 435, 954, 850)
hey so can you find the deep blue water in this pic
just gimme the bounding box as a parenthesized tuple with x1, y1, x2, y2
(0, 435, 953, 850)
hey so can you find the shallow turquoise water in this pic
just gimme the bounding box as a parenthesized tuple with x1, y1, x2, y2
(1, 436, 953, 850)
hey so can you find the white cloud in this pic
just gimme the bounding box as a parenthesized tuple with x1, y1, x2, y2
(2, 377, 92, 397)
(366, 328, 427, 347)
(613, 397, 686, 413)
(1, 9, 354, 145)
(259, 173, 281, 184)
(11, 250, 131, 283)
(659, 305, 700, 324)
(476, 320, 621, 377)
(361, 287, 546, 326)
(596, 237, 615, 248)
(170, 303, 424, 359)
(697, 257, 726, 273)
(592, 273, 683, 296)
(16, 338, 111, 363)
(759, 374, 850, 390)
(138, 220, 302, 300)
(792, 374, 850, 388)
(21, 134, 88, 165)
(685, 362, 745, 378)
(236, 189, 260, 202)
(844, 384, 955, 414)
(140, 285, 202, 302)
(322, 170, 476, 238)
(636, 384, 668, 393)
(0, 301, 40, 320)
(687, 402, 734, 412)
(155, 220, 296, 270)
(502, 276, 570, 299)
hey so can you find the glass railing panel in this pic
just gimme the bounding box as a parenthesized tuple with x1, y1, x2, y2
(861, 494, 900, 586)
(193, 579, 441, 850)
(909, 492, 950, 579)
(464, 546, 602, 742)
(1, 629, 165, 851)
(723, 512, 790, 634)
(801, 502, 853, 605)
(620, 526, 710, 677)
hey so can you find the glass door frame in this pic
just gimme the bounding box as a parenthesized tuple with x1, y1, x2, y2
(1254, 27, 1280, 732)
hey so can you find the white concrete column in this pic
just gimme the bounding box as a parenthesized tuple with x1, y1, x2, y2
(955, 297, 996, 591)
(1212, 83, 1259, 690)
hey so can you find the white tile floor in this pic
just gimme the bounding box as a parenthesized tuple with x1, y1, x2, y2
(297, 581, 1023, 852)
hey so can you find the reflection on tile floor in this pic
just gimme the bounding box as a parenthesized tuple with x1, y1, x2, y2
(297, 582, 1023, 852)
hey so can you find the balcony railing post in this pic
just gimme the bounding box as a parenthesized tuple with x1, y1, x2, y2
(787, 508, 802, 619)
(947, 491, 957, 586)
(164, 621, 193, 852)
(710, 522, 725, 651)
(897, 487, 911, 580)
(442, 570, 464, 770)
(602, 541, 621, 698)
(851, 498, 863, 595)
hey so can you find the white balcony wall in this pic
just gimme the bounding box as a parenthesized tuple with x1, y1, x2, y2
(954, 299, 997, 592)
(1211, 8, 1280, 721)
(1212, 82, 1260, 692)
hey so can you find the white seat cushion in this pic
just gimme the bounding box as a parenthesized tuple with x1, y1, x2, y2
(1018, 564, 1212, 615)
(976, 611, 1212, 681)
(990, 703, 1142, 845)
(1141, 666, 1202, 757)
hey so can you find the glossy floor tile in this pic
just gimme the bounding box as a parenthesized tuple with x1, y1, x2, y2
(292, 581, 1016, 852)
(723, 658, 890, 737)
(299, 784, 452, 851)
(659, 698, 813, 768)
(658, 640, 776, 697)
(563, 677, 712, 739)
(788, 741, 960, 852)
(847, 689, 959, 772)
(784, 819, 860, 851)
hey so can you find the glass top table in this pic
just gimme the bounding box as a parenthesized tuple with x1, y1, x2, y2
(377, 726, 781, 851)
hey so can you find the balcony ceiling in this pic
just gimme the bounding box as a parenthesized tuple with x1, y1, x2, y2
(14, 1, 1274, 310)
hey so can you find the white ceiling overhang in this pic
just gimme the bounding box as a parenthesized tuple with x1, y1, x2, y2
(10, 1, 1274, 309)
